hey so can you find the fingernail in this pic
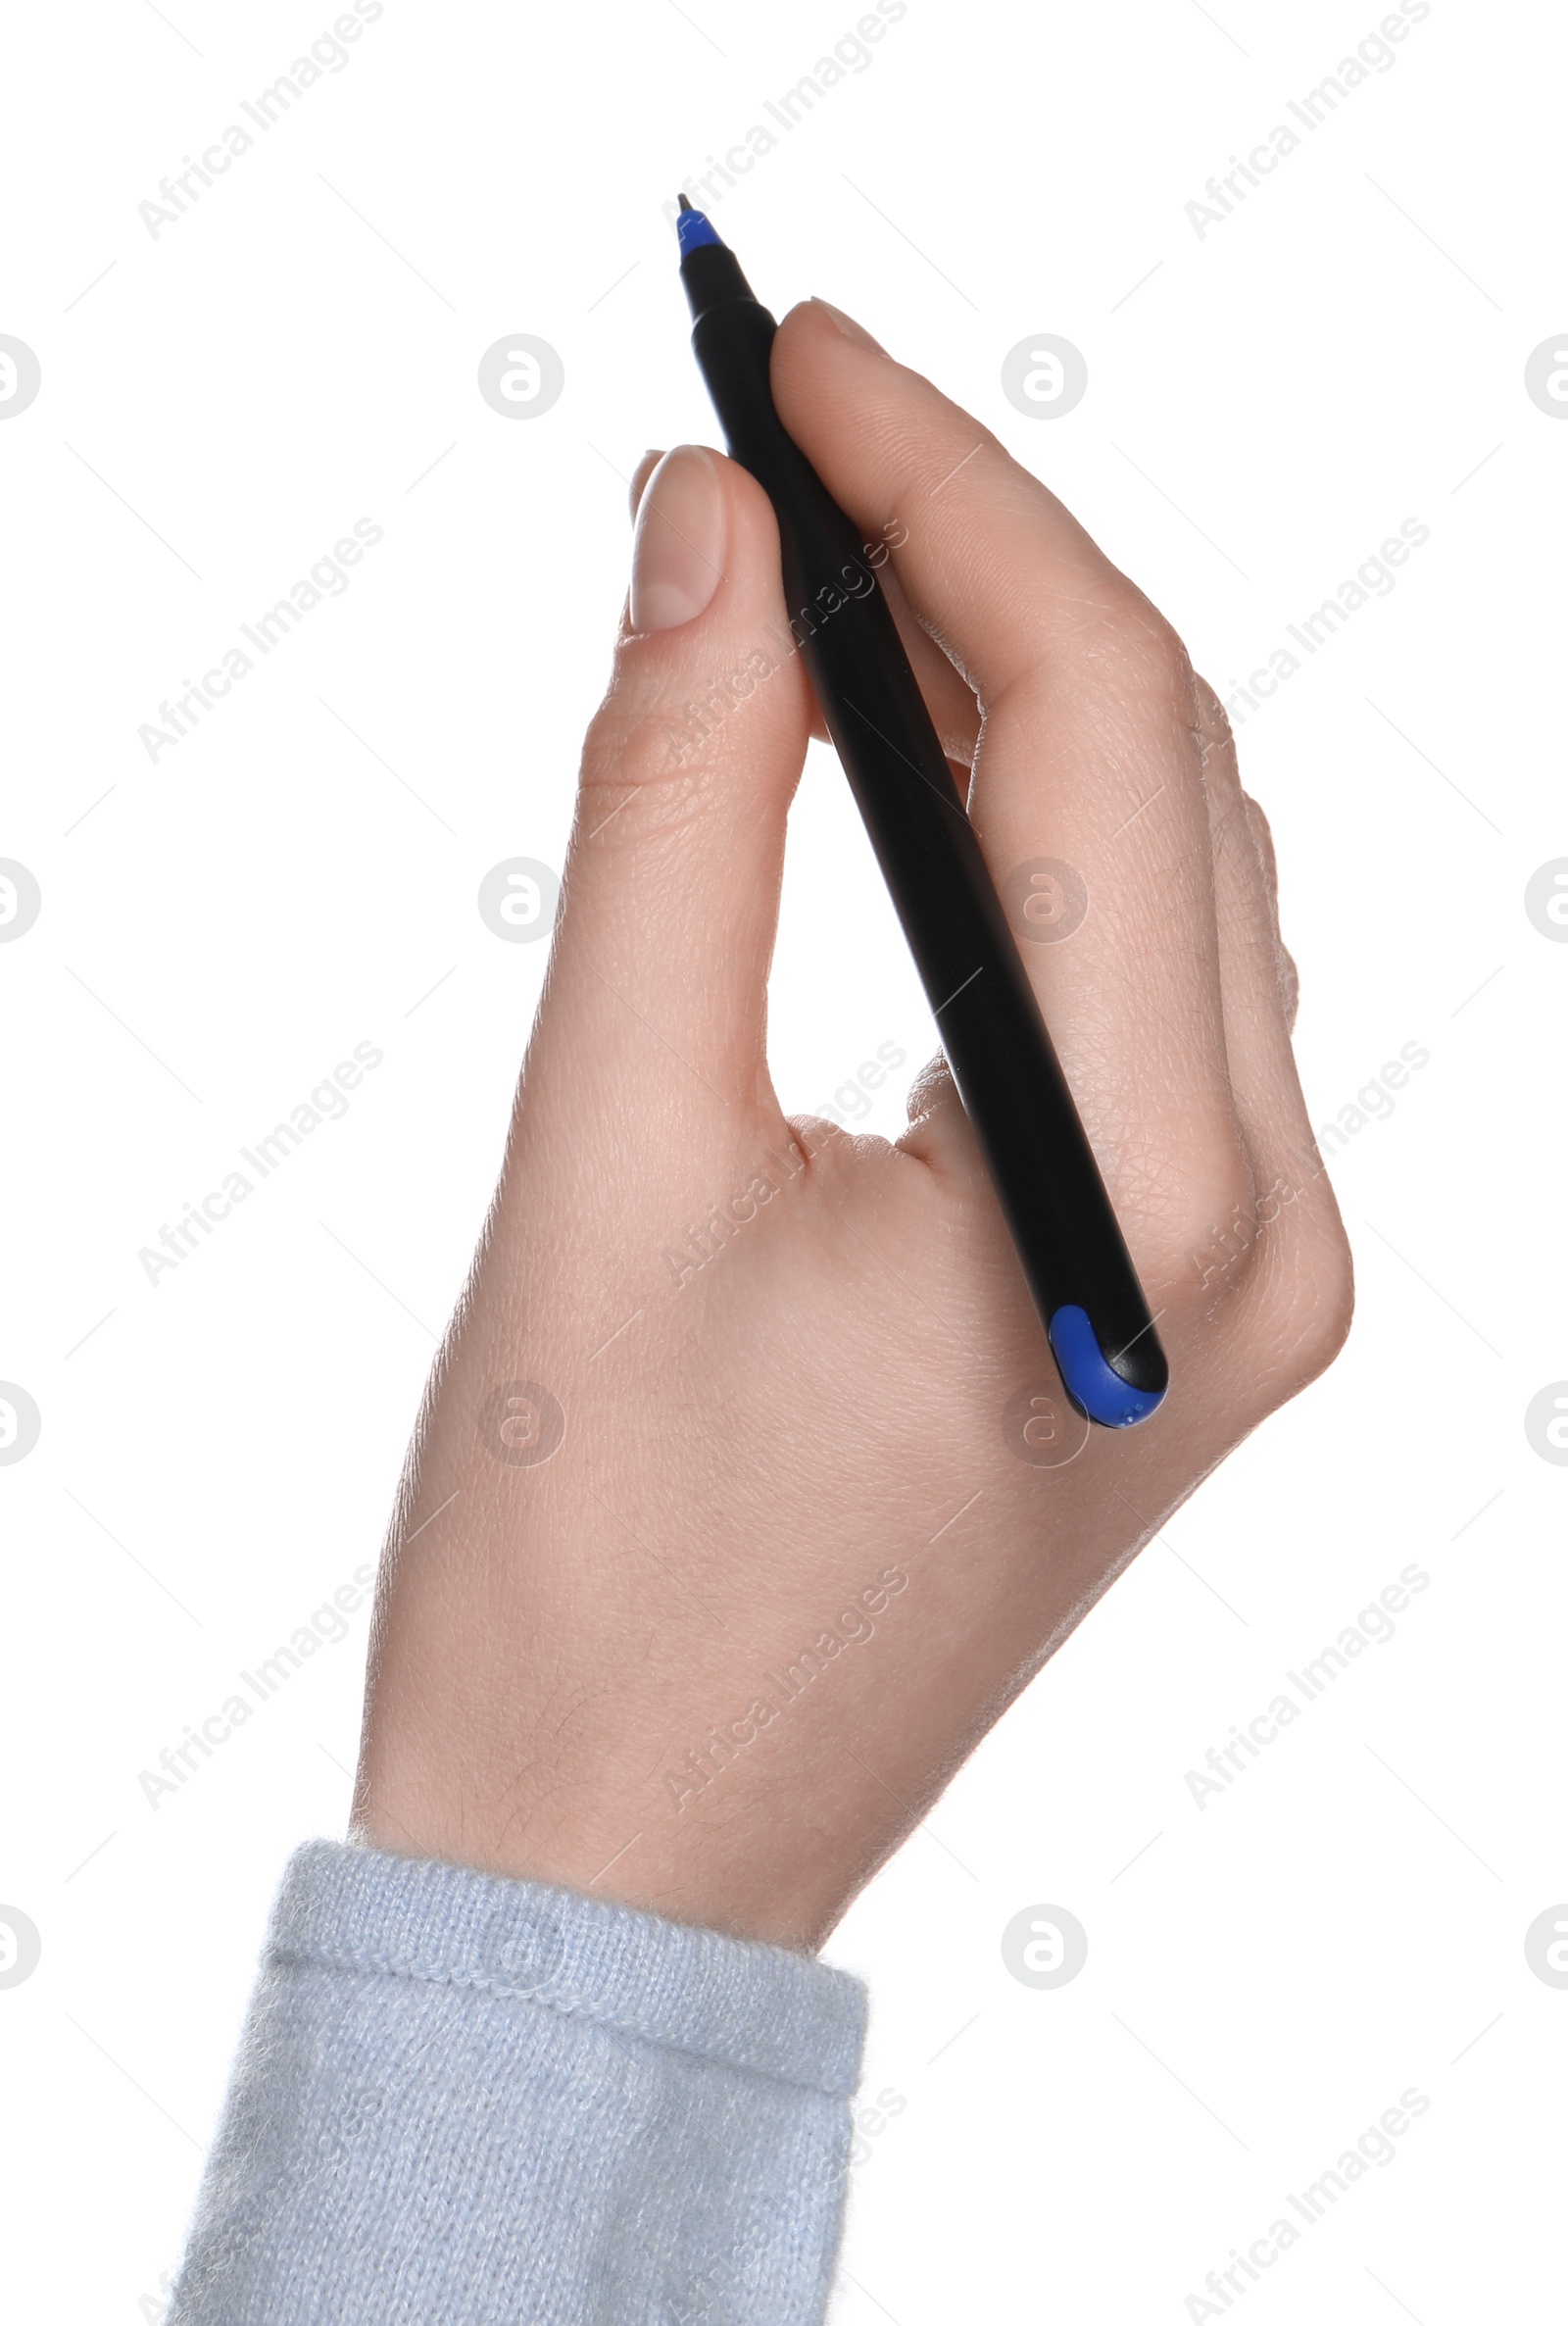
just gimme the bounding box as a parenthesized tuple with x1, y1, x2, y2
(808, 298, 891, 358)
(629, 445, 725, 632)
(628, 448, 663, 523)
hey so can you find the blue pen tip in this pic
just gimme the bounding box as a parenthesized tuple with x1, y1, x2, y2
(675, 198, 722, 257)
(1048, 1305, 1166, 1429)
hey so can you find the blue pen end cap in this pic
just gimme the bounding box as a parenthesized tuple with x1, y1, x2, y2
(1048, 1306, 1166, 1429)
(676, 205, 722, 257)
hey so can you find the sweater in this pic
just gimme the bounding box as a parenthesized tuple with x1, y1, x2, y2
(167, 1839, 868, 2324)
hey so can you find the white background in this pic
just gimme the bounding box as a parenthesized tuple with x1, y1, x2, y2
(2, 1, 1563, 2318)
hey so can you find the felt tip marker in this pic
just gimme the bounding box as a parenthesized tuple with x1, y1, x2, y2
(672, 198, 1167, 1428)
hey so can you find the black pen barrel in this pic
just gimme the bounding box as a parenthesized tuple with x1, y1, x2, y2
(681, 245, 1165, 1399)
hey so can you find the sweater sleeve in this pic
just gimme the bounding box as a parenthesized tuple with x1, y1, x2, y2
(167, 1839, 867, 2326)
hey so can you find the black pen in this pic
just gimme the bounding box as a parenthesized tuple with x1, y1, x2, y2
(673, 199, 1167, 1428)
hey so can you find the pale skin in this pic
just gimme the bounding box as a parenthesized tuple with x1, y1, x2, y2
(352, 297, 1354, 1950)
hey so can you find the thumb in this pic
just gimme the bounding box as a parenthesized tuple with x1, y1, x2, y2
(530, 444, 814, 1137)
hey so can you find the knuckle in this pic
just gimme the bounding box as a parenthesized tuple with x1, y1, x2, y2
(1277, 942, 1300, 1031)
(1297, 1242, 1356, 1383)
(1156, 1147, 1263, 1306)
(584, 630, 791, 797)
(1077, 584, 1190, 690)
(1206, 1176, 1356, 1410)
(582, 677, 710, 796)
(1242, 791, 1280, 885)
(1120, 596, 1196, 695)
(1192, 671, 1239, 767)
(904, 1050, 956, 1121)
(1097, 607, 1204, 749)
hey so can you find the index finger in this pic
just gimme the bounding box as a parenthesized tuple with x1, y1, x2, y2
(770, 299, 1167, 705)
(770, 299, 1249, 1270)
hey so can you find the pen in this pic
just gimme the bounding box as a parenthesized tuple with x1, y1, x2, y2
(674, 198, 1167, 1428)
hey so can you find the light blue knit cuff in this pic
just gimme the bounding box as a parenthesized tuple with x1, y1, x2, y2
(169, 1839, 868, 2326)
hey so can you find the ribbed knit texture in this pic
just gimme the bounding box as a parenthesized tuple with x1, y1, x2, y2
(167, 1839, 867, 2324)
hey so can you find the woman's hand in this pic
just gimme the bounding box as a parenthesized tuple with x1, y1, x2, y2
(351, 298, 1352, 1949)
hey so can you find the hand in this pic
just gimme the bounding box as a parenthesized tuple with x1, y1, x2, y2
(351, 299, 1352, 1949)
